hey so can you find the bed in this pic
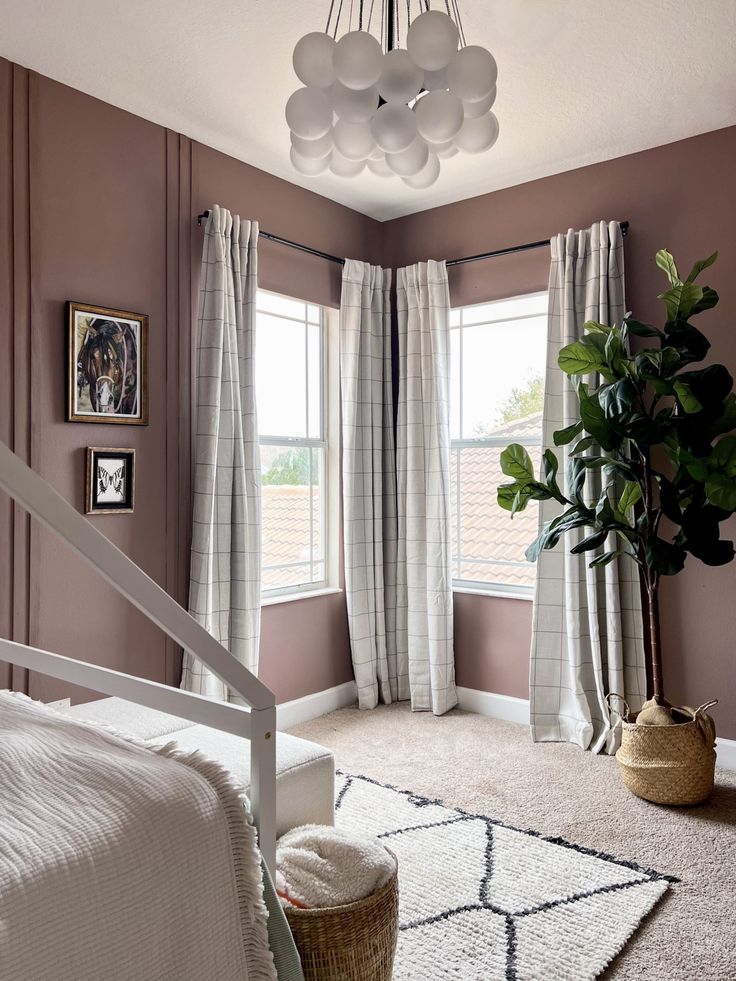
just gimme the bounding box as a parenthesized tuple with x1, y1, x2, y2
(0, 441, 330, 979)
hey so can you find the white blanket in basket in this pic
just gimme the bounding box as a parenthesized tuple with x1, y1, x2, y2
(0, 691, 277, 981)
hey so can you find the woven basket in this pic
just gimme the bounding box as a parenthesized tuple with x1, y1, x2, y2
(610, 695, 718, 805)
(284, 848, 399, 981)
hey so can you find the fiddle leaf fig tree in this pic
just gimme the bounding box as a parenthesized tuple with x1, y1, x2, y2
(497, 250, 736, 705)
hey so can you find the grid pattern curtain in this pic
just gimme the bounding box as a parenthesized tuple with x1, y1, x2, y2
(181, 205, 261, 702)
(530, 220, 646, 753)
(396, 261, 457, 716)
(340, 260, 400, 709)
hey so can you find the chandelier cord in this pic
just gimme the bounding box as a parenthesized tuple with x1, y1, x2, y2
(451, 0, 467, 46)
(325, 0, 336, 33)
(331, 0, 344, 38)
(367, 0, 376, 32)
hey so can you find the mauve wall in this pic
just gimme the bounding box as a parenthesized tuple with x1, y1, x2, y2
(0, 58, 379, 705)
(2, 54, 734, 735)
(383, 126, 736, 739)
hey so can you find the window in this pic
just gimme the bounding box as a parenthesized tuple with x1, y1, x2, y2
(256, 291, 337, 598)
(450, 292, 548, 596)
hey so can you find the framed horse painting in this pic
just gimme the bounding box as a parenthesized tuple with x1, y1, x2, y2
(67, 301, 148, 424)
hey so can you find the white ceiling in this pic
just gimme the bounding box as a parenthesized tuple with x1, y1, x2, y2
(1, 0, 735, 221)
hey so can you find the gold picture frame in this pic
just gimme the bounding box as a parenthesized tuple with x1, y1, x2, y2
(67, 301, 148, 424)
(86, 447, 136, 514)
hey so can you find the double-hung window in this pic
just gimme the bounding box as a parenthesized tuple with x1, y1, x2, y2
(450, 291, 548, 596)
(255, 291, 336, 599)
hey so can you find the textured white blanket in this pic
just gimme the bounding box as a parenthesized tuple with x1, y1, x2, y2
(0, 691, 277, 981)
(277, 825, 396, 909)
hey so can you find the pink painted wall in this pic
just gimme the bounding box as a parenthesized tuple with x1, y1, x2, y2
(0, 59, 377, 705)
(383, 126, 736, 739)
(1, 53, 734, 736)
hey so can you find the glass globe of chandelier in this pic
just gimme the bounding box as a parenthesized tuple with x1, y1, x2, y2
(286, 0, 499, 188)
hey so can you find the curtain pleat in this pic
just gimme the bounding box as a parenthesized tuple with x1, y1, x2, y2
(530, 220, 646, 753)
(181, 205, 261, 701)
(396, 261, 457, 716)
(340, 260, 399, 709)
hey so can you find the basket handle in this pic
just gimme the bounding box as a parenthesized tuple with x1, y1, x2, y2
(694, 699, 718, 716)
(693, 699, 718, 748)
(605, 692, 631, 723)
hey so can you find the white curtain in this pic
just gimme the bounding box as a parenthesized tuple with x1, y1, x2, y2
(339, 260, 400, 709)
(396, 261, 457, 716)
(181, 205, 261, 701)
(530, 220, 646, 753)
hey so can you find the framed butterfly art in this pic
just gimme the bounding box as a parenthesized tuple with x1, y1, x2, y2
(86, 447, 135, 514)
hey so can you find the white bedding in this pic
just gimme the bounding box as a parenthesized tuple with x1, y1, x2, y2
(0, 691, 277, 981)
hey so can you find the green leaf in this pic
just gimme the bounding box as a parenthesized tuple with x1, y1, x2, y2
(712, 436, 736, 476)
(570, 436, 595, 456)
(604, 328, 624, 370)
(664, 320, 711, 364)
(500, 444, 535, 483)
(497, 483, 522, 512)
(595, 494, 617, 526)
(655, 249, 680, 285)
(691, 286, 719, 315)
(542, 449, 559, 481)
(710, 393, 736, 436)
(553, 421, 583, 446)
(577, 385, 619, 451)
(602, 458, 638, 480)
(673, 379, 703, 414)
(690, 539, 735, 566)
(706, 473, 736, 512)
(618, 481, 642, 515)
(659, 282, 703, 321)
(589, 550, 628, 569)
(685, 251, 718, 283)
(558, 340, 609, 378)
(583, 320, 612, 335)
(677, 365, 733, 412)
(570, 529, 609, 554)
(645, 538, 687, 576)
(567, 456, 587, 503)
(599, 378, 637, 419)
(678, 448, 710, 482)
(623, 318, 662, 338)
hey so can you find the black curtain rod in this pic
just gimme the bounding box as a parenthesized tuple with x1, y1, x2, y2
(196, 211, 629, 269)
(197, 211, 345, 265)
(446, 221, 630, 267)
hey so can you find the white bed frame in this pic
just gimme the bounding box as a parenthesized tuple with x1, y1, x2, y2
(0, 440, 277, 875)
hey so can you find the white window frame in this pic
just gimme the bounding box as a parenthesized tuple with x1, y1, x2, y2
(451, 290, 547, 601)
(257, 293, 340, 603)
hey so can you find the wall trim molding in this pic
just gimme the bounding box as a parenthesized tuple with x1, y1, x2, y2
(277, 680, 357, 731)
(456, 686, 736, 771)
(716, 737, 736, 772)
(456, 686, 531, 725)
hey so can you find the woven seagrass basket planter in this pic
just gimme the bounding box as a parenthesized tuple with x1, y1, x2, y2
(616, 700, 717, 806)
(284, 848, 399, 981)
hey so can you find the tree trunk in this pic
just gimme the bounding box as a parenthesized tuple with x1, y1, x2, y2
(645, 580, 663, 703)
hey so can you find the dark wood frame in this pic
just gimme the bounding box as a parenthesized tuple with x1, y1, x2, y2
(67, 301, 149, 425)
(86, 447, 136, 514)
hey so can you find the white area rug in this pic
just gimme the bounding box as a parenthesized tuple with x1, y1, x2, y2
(335, 772, 674, 981)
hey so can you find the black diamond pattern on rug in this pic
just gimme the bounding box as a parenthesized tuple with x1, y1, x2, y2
(335, 771, 675, 981)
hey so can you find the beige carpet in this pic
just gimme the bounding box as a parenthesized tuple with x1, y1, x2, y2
(289, 703, 736, 980)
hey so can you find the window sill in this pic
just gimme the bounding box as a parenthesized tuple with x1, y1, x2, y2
(261, 586, 343, 607)
(452, 585, 534, 602)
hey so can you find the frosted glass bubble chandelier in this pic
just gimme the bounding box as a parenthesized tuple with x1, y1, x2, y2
(286, 1, 499, 189)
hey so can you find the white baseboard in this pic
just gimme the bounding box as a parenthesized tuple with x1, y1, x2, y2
(277, 680, 357, 731)
(456, 686, 530, 726)
(716, 737, 736, 772)
(456, 686, 736, 772)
